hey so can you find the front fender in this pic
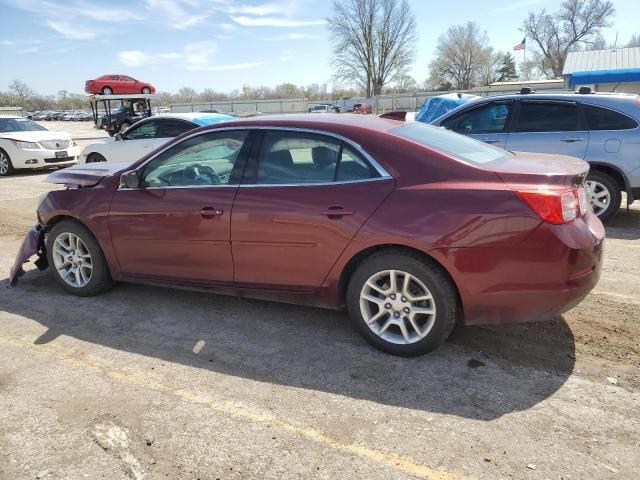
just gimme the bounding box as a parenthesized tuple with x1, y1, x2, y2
(9, 225, 48, 286)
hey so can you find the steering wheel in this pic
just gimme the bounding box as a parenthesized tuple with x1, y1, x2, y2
(183, 164, 221, 185)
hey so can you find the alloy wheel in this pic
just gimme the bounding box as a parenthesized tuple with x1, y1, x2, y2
(359, 269, 436, 345)
(586, 180, 611, 217)
(0, 153, 8, 175)
(52, 232, 93, 288)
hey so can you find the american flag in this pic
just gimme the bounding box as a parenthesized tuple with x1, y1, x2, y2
(514, 38, 526, 51)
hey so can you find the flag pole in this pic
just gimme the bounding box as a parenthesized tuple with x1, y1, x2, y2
(523, 37, 526, 64)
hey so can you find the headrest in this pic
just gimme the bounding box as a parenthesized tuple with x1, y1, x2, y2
(312, 146, 337, 168)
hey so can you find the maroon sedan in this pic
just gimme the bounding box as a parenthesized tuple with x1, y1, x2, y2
(10, 115, 604, 356)
(85, 74, 156, 95)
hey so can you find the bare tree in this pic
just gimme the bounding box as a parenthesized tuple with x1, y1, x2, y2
(627, 33, 640, 48)
(393, 74, 417, 93)
(523, 0, 615, 78)
(328, 0, 417, 97)
(8, 79, 34, 104)
(428, 22, 493, 90)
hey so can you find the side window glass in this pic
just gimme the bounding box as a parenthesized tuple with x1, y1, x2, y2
(583, 104, 638, 130)
(157, 121, 194, 138)
(515, 102, 581, 132)
(441, 103, 511, 134)
(110, 75, 120, 81)
(124, 121, 157, 140)
(336, 145, 379, 182)
(256, 132, 340, 184)
(141, 131, 248, 187)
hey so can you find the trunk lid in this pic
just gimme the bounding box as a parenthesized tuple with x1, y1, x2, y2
(46, 161, 130, 187)
(487, 151, 589, 188)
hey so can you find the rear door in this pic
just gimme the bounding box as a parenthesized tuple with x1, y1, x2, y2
(151, 119, 197, 150)
(231, 129, 395, 289)
(439, 100, 514, 148)
(506, 100, 589, 158)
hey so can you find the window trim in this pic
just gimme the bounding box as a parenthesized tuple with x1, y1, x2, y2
(441, 100, 515, 134)
(119, 126, 392, 191)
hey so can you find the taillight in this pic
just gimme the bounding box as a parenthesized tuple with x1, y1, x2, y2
(516, 188, 587, 224)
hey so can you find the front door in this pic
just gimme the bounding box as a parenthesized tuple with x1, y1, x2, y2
(506, 100, 589, 158)
(231, 130, 395, 289)
(108, 129, 252, 283)
(440, 100, 514, 148)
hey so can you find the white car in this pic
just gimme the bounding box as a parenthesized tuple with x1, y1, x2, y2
(0, 116, 79, 176)
(80, 112, 235, 164)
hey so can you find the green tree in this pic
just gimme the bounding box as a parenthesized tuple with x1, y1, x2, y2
(496, 53, 518, 82)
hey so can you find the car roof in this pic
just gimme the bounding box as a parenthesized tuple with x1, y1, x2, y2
(208, 113, 401, 133)
(157, 112, 235, 126)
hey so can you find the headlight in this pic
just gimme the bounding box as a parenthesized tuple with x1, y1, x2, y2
(14, 141, 40, 149)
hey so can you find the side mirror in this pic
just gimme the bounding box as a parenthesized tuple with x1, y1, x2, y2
(120, 170, 140, 189)
(114, 133, 123, 141)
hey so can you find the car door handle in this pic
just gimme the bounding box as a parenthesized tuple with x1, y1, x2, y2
(200, 207, 223, 218)
(561, 138, 585, 143)
(322, 206, 355, 218)
(482, 138, 501, 144)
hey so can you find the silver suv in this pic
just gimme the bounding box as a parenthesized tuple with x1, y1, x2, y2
(430, 92, 640, 222)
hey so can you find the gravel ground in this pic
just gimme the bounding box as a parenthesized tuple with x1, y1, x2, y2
(0, 155, 639, 479)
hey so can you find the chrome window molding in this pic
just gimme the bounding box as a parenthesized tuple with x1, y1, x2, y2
(118, 125, 392, 191)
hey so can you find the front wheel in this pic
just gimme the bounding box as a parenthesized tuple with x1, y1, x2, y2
(346, 252, 458, 356)
(47, 220, 114, 296)
(586, 171, 621, 223)
(0, 149, 14, 176)
(86, 153, 107, 163)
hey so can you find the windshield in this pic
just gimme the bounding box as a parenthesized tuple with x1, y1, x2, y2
(392, 122, 511, 165)
(0, 117, 48, 133)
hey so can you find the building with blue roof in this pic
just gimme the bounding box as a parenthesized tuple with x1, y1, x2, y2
(563, 46, 640, 94)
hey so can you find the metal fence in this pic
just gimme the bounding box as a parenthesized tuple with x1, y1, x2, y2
(169, 82, 569, 116)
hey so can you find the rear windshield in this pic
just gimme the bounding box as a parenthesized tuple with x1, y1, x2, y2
(0, 117, 48, 133)
(392, 122, 511, 164)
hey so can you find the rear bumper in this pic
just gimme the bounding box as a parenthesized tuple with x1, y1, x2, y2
(436, 213, 605, 325)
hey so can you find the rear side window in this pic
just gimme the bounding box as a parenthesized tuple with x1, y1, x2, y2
(157, 120, 194, 138)
(515, 102, 582, 132)
(393, 122, 510, 164)
(582, 104, 638, 130)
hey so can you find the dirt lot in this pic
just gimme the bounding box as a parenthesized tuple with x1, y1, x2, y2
(0, 140, 639, 479)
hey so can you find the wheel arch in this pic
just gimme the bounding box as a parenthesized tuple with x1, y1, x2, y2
(337, 243, 463, 313)
(588, 162, 632, 202)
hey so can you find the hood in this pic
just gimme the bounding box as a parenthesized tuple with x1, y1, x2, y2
(0, 131, 72, 142)
(46, 161, 131, 187)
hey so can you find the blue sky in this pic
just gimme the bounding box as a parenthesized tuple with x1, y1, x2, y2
(0, 0, 637, 95)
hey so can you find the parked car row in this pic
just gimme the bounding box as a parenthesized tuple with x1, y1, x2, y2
(30, 110, 93, 121)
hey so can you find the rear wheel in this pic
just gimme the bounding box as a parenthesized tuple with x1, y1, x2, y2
(586, 171, 621, 223)
(86, 153, 106, 163)
(47, 220, 114, 296)
(102, 87, 113, 95)
(142, 87, 151, 94)
(346, 252, 458, 356)
(0, 149, 14, 176)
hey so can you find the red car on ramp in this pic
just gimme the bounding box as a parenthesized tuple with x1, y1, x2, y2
(85, 74, 156, 95)
(10, 115, 604, 356)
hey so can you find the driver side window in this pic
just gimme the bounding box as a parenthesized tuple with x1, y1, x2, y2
(124, 121, 158, 140)
(141, 130, 249, 188)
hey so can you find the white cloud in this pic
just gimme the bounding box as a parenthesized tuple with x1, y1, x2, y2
(46, 20, 96, 39)
(231, 16, 326, 27)
(219, 23, 235, 31)
(1, 40, 16, 46)
(144, 0, 210, 29)
(118, 50, 148, 67)
(17, 47, 39, 54)
(227, 4, 282, 16)
(117, 41, 265, 72)
(493, 0, 549, 12)
(268, 32, 322, 41)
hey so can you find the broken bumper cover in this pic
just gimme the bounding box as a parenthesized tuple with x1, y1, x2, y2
(9, 225, 48, 286)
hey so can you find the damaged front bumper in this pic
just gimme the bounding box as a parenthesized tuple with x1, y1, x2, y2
(9, 224, 48, 286)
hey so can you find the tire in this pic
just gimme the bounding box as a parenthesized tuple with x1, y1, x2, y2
(346, 251, 458, 356)
(141, 87, 151, 94)
(47, 220, 114, 296)
(587, 171, 621, 223)
(102, 87, 113, 95)
(119, 122, 130, 133)
(86, 153, 106, 164)
(0, 149, 14, 176)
